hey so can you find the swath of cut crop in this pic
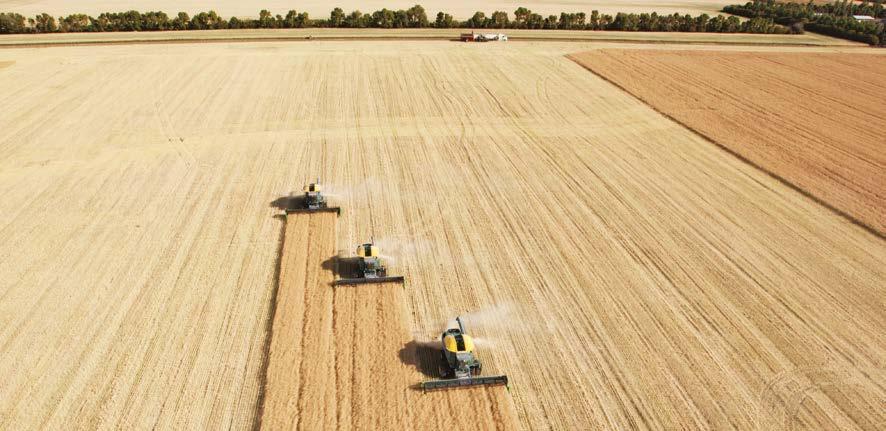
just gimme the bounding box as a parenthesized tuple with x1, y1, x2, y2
(261, 219, 518, 430)
(332, 282, 519, 430)
(259, 212, 337, 430)
(568, 49, 886, 235)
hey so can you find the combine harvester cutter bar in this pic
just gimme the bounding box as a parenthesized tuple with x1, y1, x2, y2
(420, 375, 509, 391)
(285, 207, 341, 216)
(333, 276, 405, 286)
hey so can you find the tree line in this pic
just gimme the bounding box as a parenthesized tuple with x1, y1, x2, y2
(723, 0, 885, 45)
(1, 5, 790, 35)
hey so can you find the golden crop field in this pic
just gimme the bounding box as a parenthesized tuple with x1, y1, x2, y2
(570, 49, 886, 235)
(0, 39, 884, 430)
(260, 211, 517, 429)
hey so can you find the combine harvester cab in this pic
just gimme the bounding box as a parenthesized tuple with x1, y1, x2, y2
(285, 180, 341, 216)
(420, 317, 508, 391)
(333, 242, 405, 286)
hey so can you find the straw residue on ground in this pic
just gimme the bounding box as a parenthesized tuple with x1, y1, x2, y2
(260, 211, 517, 429)
(0, 41, 883, 430)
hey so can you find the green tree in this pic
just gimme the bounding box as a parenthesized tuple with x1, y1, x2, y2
(514, 7, 531, 28)
(393, 9, 408, 27)
(489, 11, 509, 28)
(406, 4, 428, 27)
(544, 15, 558, 29)
(59, 14, 90, 32)
(330, 7, 345, 27)
(589, 10, 600, 29)
(435, 11, 454, 28)
(371, 9, 395, 28)
(466, 11, 486, 28)
(171, 12, 190, 30)
(258, 9, 275, 28)
(344, 10, 365, 28)
(725, 15, 742, 32)
(526, 13, 544, 28)
(0, 13, 28, 34)
(33, 12, 58, 32)
(284, 10, 299, 28)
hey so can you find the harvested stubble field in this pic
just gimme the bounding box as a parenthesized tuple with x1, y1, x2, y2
(261, 212, 516, 429)
(0, 40, 884, 430)
(570, 49, 886, 235)
(332, 281, 517, 430)
(259, 211, 338, 430)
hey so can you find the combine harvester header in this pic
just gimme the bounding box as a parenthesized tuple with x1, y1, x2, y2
(420, 317, 509, 391)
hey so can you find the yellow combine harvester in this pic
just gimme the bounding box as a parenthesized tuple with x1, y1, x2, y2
(420, 317, 508, 391)
(285, 179, 340, 216)
(333, 241, 405, 286)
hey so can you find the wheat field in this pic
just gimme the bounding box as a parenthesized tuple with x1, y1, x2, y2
(570, 49, 886, 234)
(259, 211, 517, 429)
(0, 40, 884, 430)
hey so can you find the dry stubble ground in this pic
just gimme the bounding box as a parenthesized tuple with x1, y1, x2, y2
(259, 211, 338, 430)
(0, 41, 883, 430)
(569, 49, 886, 235)
(260, 212, 517, 430)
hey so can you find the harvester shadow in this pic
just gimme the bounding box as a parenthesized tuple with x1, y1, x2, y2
(399, 340, 444, 386)
(270, 194, 305, 211)
(321, 255, 342, 287)
(332, 257, 365, 280)
(251, 213, 287, 431)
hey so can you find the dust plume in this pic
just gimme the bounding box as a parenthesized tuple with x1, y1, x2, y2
(446, 303, 514, 331)
(372, 236, 432, 265)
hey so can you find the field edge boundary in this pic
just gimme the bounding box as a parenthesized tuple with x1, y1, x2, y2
(0, 35, 858, 49)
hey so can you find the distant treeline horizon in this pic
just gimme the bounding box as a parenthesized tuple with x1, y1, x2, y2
(1, 5, 791, 35)
(724, 0, 884, 46)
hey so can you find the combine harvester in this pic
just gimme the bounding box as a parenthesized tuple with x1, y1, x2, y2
(420, 317, 509, 391)
(333, 241, 405, 286)
(285, 179, 341, 216)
